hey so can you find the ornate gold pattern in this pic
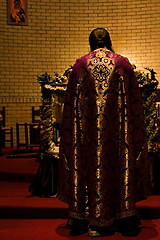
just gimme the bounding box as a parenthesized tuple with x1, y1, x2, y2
(69, 210, 87, 220)
(87, 49, 116, 218)
(92, 64, 110, 82)
(72, 84, 80, 209)
(58, 49, 151, 229)
(89, 218, 114, 227)
(116, 209, 136, 219)
(122, 78, 129, 210)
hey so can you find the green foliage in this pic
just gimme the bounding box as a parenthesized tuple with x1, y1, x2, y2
(37, 66, 73, 160)
(37, 72, 53, 86)
(37, 66, 73, 86)
(133, 65, 159, 152)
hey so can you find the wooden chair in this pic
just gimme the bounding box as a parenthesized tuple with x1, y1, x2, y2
(16, 107, 61, 155)
(16, 122, 28, 150)
(16, 107, 41, 151)
(0, 107, 13, 150)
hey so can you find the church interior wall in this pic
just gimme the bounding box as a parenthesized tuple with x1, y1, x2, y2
(0, 0, 160, 146)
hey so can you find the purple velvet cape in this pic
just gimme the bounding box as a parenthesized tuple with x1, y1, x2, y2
(57, 49, 151, 227)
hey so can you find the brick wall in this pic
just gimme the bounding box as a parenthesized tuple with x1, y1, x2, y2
(0, 0, 160, 146)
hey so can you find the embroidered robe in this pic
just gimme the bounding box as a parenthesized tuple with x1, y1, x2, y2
(57, 49, 151, 227)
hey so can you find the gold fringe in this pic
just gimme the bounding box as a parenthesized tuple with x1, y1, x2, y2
(89, 217, 114, 227)
(116, 209, 136, 219)
(68, 210, 87, 220)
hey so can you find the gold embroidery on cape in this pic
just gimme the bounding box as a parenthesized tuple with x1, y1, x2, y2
(87, 50, 115, 218)
(92, 64, 110, 82)
(123, 80, 129, 210)
(89, 217, 114, 227)
(69, 210, 87, 220)
(84, 184, 89, 217)
(77, 91, 83, 143)
(119, 77, 129, 210)
(116, 209, 136, 219)
(72, 84, 80, 209)
(96, 99, 103, 218)
(88, 50, 114, 83)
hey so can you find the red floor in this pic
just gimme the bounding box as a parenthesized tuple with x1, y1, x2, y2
(0, 219, 160, 240)
(0, 148, 160, 239)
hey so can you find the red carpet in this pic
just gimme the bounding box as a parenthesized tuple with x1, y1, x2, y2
(0, 219, 160, 240)
(0, 148, 160, 239)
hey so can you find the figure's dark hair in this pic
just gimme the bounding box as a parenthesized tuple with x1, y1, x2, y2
(14, 0, 21, 3)
(89, 28, 113, 52)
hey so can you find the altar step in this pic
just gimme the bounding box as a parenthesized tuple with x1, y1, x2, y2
(0, 150, 39, 182)
(0, 181, 68, 219)
(0, 149, 160, 221)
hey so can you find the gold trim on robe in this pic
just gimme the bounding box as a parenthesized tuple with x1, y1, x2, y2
(57, 48, 151, 227)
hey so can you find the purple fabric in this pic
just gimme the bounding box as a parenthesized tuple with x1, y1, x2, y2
(57, 49, 151, 227)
